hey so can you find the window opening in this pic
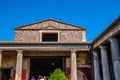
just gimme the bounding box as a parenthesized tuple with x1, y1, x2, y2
(42, 33, 58, 42)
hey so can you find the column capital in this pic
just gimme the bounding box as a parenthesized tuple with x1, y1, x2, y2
(108, 37, 118, 42)
(99, 45, 107, 49)
(71, 50, 77, 53)
(16, 50, 23, 52)
(93, 50, 99, 61)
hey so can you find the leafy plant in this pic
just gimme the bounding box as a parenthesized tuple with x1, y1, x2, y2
(48, 68, 67, 80)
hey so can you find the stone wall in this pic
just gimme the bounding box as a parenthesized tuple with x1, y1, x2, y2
(15, 30, 86, 43)
(2, 55, 29, 70)
(15, 30, 40, 43)
(15, 19, 86, 43)
(60, 30, 86, 42)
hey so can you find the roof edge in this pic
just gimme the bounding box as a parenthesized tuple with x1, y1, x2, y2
(0, 42, 91, 45)
(15, 18, 86, 30)
(92, 15, 120, 44)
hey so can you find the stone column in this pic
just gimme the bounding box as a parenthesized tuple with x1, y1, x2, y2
(0, 50, 2, 80)
(99, 46, 110, 80)
(15, 50, 23, 80)
(71, 50, 77, 80)
(109, 38, 120, 80)
(93, 51, 101, 80)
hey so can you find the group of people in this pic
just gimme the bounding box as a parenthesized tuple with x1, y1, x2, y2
(31, 75, 48, 80)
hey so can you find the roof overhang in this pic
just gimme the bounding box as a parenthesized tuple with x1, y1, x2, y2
(0, 42, 91, 52)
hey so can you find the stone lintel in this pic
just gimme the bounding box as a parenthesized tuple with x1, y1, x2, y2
(0, 48, 90, 52)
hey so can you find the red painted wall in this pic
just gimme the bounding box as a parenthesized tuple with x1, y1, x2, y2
(66, 67, 92, 80)
(12, 69, 27, 80)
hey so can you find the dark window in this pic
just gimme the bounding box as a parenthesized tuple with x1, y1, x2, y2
(42, 33, 58, 42)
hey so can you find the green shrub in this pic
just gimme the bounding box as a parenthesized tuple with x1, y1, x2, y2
(48, 68, 67, 80)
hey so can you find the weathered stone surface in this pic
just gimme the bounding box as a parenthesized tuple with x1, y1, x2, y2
(71, 50, 77, 80)
(93, 51, 101, 80)
(60, 31, 86, 42)
(1, 52, 16, 68)
(16, 20, 84, 30)
(15, 30, 86, 43)
(99, 46, 110, 80)
(109, 38, 120, 80)
(15, 30, 40, 43)
(24, 51, 70, 57)
(15, 19, 86, 43)
(15, 50, 23, 80)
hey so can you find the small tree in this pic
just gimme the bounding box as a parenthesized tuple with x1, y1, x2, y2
(48, 68, 67, 80)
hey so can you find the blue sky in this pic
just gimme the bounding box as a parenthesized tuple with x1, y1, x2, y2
(0, 0, 120, 41)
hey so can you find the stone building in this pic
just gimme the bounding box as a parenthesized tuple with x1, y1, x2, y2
(0, 16, 120, 80)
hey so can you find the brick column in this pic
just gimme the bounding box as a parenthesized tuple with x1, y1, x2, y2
(71, 50, 77, 80)
(0, 50, 2, 80)
(109, 38, 120, 80)
(93, 51, 101, 80)
(99, 46, 110, 80)
(15, 50, 23, 80)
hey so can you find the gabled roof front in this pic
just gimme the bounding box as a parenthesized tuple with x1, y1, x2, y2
(15, 18, 86, 30)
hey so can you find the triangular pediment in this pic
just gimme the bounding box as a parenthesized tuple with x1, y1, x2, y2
(15, 19, 85, 30)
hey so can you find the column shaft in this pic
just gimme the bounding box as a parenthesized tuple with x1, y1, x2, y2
(15, 50, 23, 80)
(71, 50, 77, 80)
(99, 46, 110, 80)
(93, 51, 101, 80)
(109, 38, 120, 80)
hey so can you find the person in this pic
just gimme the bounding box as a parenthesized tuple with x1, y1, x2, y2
(43, 76, 47, 80)
(31, 76, 36, 80)
(37, 75, 41, 80)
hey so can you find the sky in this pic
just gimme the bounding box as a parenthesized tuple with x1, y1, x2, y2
(0, 0, 120, 42)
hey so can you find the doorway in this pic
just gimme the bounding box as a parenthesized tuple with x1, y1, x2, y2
(2, 68, 11, 80)
(30, 57, 64, 79)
